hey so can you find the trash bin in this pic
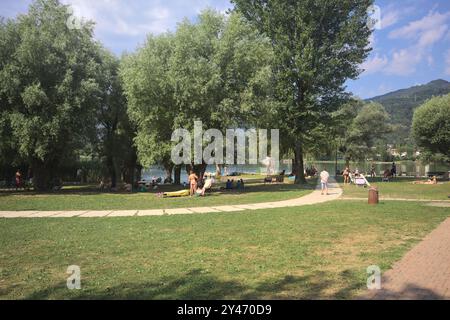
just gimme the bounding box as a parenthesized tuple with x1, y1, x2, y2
(368, 187, 379, 205)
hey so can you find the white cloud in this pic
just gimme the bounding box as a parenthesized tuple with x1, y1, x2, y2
(380, 10, 400, 29)
(389, 10, 450, 48)
(361, 53, 388, 75)
(379, 10, 450, 76)
(385, 49, 423, 76)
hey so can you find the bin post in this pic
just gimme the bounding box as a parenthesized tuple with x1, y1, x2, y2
(368, 187, 379, 205)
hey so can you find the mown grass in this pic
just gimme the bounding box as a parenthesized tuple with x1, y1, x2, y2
(337, 176, 450, 200)
(0, 200, 448, 299)
(0, 179, 314, 211)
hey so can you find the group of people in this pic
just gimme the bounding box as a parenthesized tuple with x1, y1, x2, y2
(188, 171, 214, 196)
(342, 167, 364, 184)
(225, 178, 245, 190)
(341, 162, 398, 184)
(305, 166, 318, 177)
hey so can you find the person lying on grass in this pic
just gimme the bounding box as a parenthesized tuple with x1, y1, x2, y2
(412, 176, 437, 185)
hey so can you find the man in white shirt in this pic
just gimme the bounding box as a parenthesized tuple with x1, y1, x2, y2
(320, 169, 330, 195)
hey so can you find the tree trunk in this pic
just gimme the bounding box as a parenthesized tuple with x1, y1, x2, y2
(163, 162, 174, 183)
(135, 164, 142, 183)
(174, 165, 181, 185)
(192, 163, 207, 180)
(106, 155, 117, 189)
(215, 164, 222, 178)
(32, 161, 55, 191)
(294, 141, 307, 184)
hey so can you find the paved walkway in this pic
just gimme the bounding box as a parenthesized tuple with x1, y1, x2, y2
(0, 179, 342, 218)
(362, 217, 450, 300)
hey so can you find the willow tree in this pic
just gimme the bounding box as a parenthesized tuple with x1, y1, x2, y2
(122, 10, 275, 182)
(412, 94, 450, 161)
(232, 0, 373, 183)
(0, 0, 102, 190)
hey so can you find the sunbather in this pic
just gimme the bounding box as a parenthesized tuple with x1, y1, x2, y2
(195, 178, 213, 196)
(413, 176, 437, 185)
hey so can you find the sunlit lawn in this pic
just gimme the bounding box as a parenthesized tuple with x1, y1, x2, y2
(0, 200, 448, 299)
(0, 178, 314, 211)
(337, 176, 450, 200)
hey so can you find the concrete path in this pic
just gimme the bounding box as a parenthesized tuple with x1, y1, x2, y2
(362, 217, 450, 300)
(0, 179, 342, 218)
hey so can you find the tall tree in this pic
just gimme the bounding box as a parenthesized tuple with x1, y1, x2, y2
(170, 10, 275, 177)
(121, 33, 178, 183)
(412, 94, 450, 161)
(339, 102, 392, 165)
(122, 10, 275, 181)
(232, 0, 373, 183)
(0, 0, 102, 190)
(96, 50, 138, 189)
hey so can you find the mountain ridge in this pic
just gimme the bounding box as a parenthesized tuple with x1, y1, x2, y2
(363, 79, 450, 144)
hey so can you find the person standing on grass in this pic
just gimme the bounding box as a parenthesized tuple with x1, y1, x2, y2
(343, 167, 350, 185)
(391, 162, 397, 177)
(188, 170, 198, 196)
(15, 169, 22, 190)
(320, 169, 330, 195)
(370, 164, 376, 178)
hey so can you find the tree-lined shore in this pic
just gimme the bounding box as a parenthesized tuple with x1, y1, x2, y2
(1, 0, 448, 191)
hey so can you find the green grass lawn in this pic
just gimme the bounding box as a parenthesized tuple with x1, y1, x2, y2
(337, 177, 450, 200)
(0, 179, 314, 211)
(0, 200, 448, 299)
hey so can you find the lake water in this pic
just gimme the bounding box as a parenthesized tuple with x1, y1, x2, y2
(142, 160, 450, 183)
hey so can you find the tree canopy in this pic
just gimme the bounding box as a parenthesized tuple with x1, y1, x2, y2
(0, 0, 103, 189)
(121, 10, 276, 179)
(231, 0, 373, 182)
(412, 94, 450, 161)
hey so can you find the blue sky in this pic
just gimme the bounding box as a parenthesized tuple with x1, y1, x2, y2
(1, 0, 450, 99)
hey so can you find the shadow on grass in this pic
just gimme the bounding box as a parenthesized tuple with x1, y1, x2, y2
(17, 268, 408, 300)
(0, 180, 317, 198)
(359, 283, 445, 300)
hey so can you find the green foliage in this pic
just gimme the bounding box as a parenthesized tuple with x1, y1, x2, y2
(0, 0, 102, 189)
(412, 94, 450, 160)
(338, 101, 392, 163)
(121, 10, 275, 169)
(95, 50, 138, 186)
(367, 79, 450, 145)
(232, 0, 374, 182)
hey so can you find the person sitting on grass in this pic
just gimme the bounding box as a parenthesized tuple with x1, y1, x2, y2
(195, 178, 213, 197)
(383, 169, 392, 182)
(237, 178, 245, 190)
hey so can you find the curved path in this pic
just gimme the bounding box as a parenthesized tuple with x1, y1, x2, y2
(0, 179, 342, 218)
